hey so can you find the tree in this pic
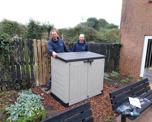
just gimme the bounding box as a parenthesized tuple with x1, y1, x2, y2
(87, 17, 98, 30)
(100, 28, 120, 42)
(26, 20, 42, 39)
(0, 32, 13, 65)
(0, 19, 26, 37)
(98, 19, 108, 28)
(26, 20, 53, 39)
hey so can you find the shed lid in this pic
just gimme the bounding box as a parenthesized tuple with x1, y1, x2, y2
(56, 51, 105, 62)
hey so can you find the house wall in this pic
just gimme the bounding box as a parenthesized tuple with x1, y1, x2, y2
(120, 0, 152, 78)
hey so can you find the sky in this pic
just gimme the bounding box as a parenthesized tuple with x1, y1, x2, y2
(0, 0, 122, 29)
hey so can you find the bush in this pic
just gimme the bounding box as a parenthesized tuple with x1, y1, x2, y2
(59, 26, 102, 42)
(100, 28, 120, 43)
(26, 20, 53, 39)
(0, 33, 13, 65)
(0, 19, 26, 37)
(6, 90, 46, 122)
(59, 17, 120, 43)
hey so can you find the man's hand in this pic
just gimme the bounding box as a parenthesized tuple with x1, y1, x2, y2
(52, 51, 58, 58)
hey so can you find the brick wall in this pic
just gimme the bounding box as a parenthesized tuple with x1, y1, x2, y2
(120, 0, 152, 79)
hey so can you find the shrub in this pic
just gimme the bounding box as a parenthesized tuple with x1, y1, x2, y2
(6, 90, 46, 122)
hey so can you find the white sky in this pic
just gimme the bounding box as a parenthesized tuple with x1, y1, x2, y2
(0, 0, 122, 29)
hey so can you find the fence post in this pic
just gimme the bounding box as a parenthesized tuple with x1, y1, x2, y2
(33, 39, 39, 86)
(42, 40, 49, 85)
(33, 39, 49, 86)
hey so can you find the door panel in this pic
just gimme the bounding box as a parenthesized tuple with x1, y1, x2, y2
(87, 59, 105, 97)
(69, 61, 88, 105)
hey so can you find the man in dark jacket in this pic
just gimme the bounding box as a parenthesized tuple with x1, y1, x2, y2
(48, 30, 68, 57)
(73, 34, 88, 52)
(45, 30, 68, 91)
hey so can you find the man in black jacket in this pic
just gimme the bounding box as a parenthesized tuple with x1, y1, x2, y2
(73, 34, 88, 52)
(45, 30, 68, 91)
(48, 30, 68, 56)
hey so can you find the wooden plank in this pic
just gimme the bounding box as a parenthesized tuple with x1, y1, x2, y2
(16, 64, 21, 82)
(37, 40, 43, 85)
(28, 63, 32, 85)
(28, 39, 34, 64)
(110, 79, 151, 111)
(64, 110, 92, 122)
(30, 64, 35, 84)
(33, 39, 39, 86)
(110, 79, 148, 97)
(40, 40, 44, 85)
(25, 63, 30, 87)
(140, 90, 152, 98)
(47, 41, 51, 84)
(27, 39, 35, 85)
(42, 40, 48, 85)
(10, 64, 15, 82)
(112, 82, 149, 103)
(24, 39, 30, 87)
(42, 103, 92, 122)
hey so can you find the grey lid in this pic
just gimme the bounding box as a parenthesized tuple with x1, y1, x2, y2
(56, 51, 105, 62)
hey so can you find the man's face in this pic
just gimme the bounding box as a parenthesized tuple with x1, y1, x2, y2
(79, 36, 85, 42)
(50, 31, 58, 40)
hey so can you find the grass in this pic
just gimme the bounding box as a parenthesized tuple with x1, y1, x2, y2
(104, 70, 134, 87)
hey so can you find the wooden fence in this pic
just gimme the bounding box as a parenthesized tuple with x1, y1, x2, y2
(0, 39, 35, 91)
(33, 39, 50, 86)
(0, 39, 121, 90)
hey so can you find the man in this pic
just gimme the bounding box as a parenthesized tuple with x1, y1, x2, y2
(72, 34, 88, 52)
(45, 30, 68, 91)
(48, 30, 68, 57)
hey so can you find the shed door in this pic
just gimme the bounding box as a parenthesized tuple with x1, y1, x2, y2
(69, 61, 88, 105)
(87, 59, 104, 97)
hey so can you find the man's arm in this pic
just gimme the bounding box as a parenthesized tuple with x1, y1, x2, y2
(48, 41, 57, 57)
(48, 41, 53, 55)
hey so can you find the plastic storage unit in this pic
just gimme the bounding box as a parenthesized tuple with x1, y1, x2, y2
(51, 51, 105, 106)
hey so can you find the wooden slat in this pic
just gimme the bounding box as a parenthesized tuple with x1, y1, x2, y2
(42, 40, 48, 85)
(26, 63, 30, 87)
(110, 78, 148, 97)
(16, 64, 21, 82)
(30, 64, 35, 83)
(37, 40, 43, 85)
(112, 82, 149, 103)
(41, 40, 44, 84)
(110, 78, 149, 111)
(33, 39, 39, 86)
(133, 87, 149, 96)
(42, 103, 92, 122)
(64, 110, 92, 122)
